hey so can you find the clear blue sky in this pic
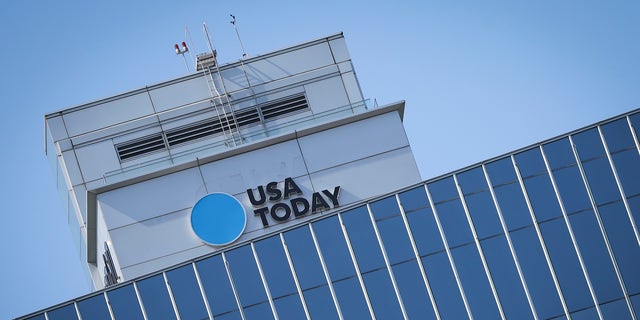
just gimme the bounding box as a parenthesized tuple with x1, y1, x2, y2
(1, 1, 638, 318)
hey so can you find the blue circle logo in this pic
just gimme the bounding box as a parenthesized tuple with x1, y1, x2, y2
(191, 193, 247, 246)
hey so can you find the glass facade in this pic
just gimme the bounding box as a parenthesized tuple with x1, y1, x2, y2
(23, 110, 640, 319)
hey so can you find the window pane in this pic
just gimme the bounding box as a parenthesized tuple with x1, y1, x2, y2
(540, 219, 593, 311)
(453, 243, 501, 318)
(137, 274, 177, 320)
(553, 166, 592, 214)
(511, 227, 564, 319)
(254, 235, 297, 299)
(370, 195, 400, 220)
(494, 183, 532, 230)
(600, 298, 632, 319)
(457, 167, 488, 195)
(583, 157, 620, 205)
(481, 235, 533, 319)
(600, 201, 640, 295)
(573, 128, 606, 161)
(47, 304, 78, 320)
(284, 225, 326, 290)
(544, 138, 576, 170)
(226, 245, 270, 312)
(569, 209, 623, 303)
(570, 306, 599, 320)
(166, 264, 208, 320)
(363, 269, 403, 319)
(464, 191, 503, 239)
(272, 294, 305, 319)
(392, 260, 437, 319)
(196, 255, 240, 317)
(406, 207, 444, 256)
(77, 294, 110, 320)
(107, 284, 144, 320)
(628, 195, 640, 240)
(631, 294, 640, 319)
(515, 147, 547, 178)
(24, 314, 46, 320)
(601, 118, 635, 153)
(302, 285, 339, 320)
(428, 176, 458, 203)
(376, 215, 414, 264)
(312, 215, 356, 281)
(486, 157, 518, 186)
(435, 199, 473, 248)
(398, 186, 429, 212)
(332, 277, 370, 319)
(523, 174, 563, 222)
(242, 302, 273, 320)
(422, 252, 467, 319)
(341, 206, 385, 273)
(612, 149, 640, 197)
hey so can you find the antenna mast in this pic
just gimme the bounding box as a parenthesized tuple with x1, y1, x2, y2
(230, 14, 247, 58)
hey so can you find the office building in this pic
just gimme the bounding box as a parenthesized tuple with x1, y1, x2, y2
(22, 33, 640, 319)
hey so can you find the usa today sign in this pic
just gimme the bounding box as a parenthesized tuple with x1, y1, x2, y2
(191, 177, 340, 246)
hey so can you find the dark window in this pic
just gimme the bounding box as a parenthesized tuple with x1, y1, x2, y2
(225, 245, 272, 318)
(375, 215, 415, 264)
(515, 147, 547, 178)
(486, 157, 518, 186)
(582, 157, 620, 205)
(46, 304, 78, 320)
(136, 274, 177, 320)
(77, 294, 111, 320)
(422, 252, 467, 319)
(341, 206, 385, 273)
(493, 182, 532, 231)
(405, 207, 444, 256)
(312, 215, 357, 281)
(332, 277, 370, 319)
(457, 167, 489, 195)
(196, 255, 241, 317)
(612, 149, 640, 197)
(543, 138, 576, 170)
(369, 195, 400, 220)
(434, 198, 474, 248)
(165, 264, 208, 320)
(552, 166, 592, 214)
(398, 186, 429, 212)
(601, 118, 635, 153)
(572, 128, 606, 161)
(428, 176, 458, 203)
(363, 269, 404, 319)
(107, 284, 145, 320)
(600, 298, 632, 319)
(452, 243, 501, 319)
(464, 191, 503, 239)
(392, 260, 437, 319)
(523, 173, 563, 222)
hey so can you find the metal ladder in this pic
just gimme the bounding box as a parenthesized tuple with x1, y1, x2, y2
(200, 61, 242, 147)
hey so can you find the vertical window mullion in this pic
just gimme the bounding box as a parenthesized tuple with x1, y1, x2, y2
(308, 223, 344, 320)
(424, 184, 473, 319)
(222, 252, 247, 320)
(540, 145, 603, 318)
(511, 154, 570, 318)
(103, 292, 115, 320)
(132, 281, 149, 320)
(163, 272, 181, 320)
(192, 262, 214, 320)
(395, 192, 441, 320)
(250, 242, 279, 320)
(453, 174, 506, 320)
(279, 233, 311, 320)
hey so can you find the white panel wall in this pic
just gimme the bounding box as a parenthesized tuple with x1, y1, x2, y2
(74, 140, 122, 182)
(148, 76, 210, 113)
(304, 76, 350, 113)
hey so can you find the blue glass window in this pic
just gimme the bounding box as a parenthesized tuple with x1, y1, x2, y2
(612, 149, 640, 197)
(573, 128, 606, 161)
(435, 198, 473, 248)
(375, 215, 414, 264)
(493, 183, 532, 230)
(601, 118, 635, 153)
(486, 157, 518, 186)
(569, 209, 623, 303)
(539, 219, 592, 311)
(628, 195, 640, 241)
(511, 227, 564, 319)
(107, 284, 145, 320)
(630, 112, 640, 141)
(631, 294, 640, 318)
(312, 215, 357, 281)
(428, 176, 458, 203)
(225, 245, 273, 319)
(369, 195, 400, 220)
(242, 302, 273, 320)
(137, 274, 177, 320)
(302, 285, 339, 320)
(600, 298, 632, 319)
(422, 252, 467, 319)
(77, 294, 110, 320)
(452, 243, 501, 319)
(283, 225, 327, 290)
(523, 174, 563, 222)
(515, 147, 547, 178)
(570, 307, 599, 320)
(254, 235, 305, 319)
(463, 191, 503, 239)
(196, 255, 241, 318)
(363, 269, 404, 319)
(457, 167, 489, 195)
(406, 206, 444, 256)
(332, 277, 370, 319)
(544, 138, 576, 170)
(582, 157, 620, 205)
(166, 264, 208, 320)
(398, 186, 429, 212)
(481, 235, 533, 319)
(24, 314, 46, 320)
(341, 206, 385, 273)
(392, 260, 437, 319)
(552, 166, 592, 214)
(46, 304, 78, 320)
(599, 201, 640, 295)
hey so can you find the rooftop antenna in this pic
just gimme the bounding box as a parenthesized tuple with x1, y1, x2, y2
(174, 41, 190, 72)
(230, 14, 247, 58)
(184, 27, 196, 66)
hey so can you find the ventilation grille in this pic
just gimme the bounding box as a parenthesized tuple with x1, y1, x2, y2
(115, 94, 309, 162)
(116, 133, 167, 161)
(261, 94, 308, 120)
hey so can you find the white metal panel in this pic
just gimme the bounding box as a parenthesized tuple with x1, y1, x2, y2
(63, 92, 155, 138)
(304, 76, 350, 113)
(70, 116, 160, 147)
(46, 115, 68, 142)
(298, 111, 409, 173)
(75, 140, 122, 182)
(61, 150, 84, 187)
(199, 139, 307, 196)
(98, 167, 205, 230)
(148, 76, 210, 112)
(309, 146, 421, 206)
(329, 38, 351, 63)
(120, 245, 213, 280)
(340, 71, 365, 105)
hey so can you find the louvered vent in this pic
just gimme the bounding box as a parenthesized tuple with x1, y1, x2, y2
(261, 94, 308, 120)
(116, 133, 167, 161)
